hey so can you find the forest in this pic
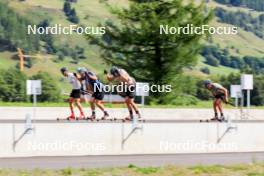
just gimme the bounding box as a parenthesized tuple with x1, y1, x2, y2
(215, 0, 264, 11)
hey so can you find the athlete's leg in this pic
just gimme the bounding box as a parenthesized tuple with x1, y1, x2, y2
(69, 97, 75, 117)
(81, 94, 89, 104)
(95, 100, 109, 119)
(75, 98, 85, 117)
(125, 97, 133, 119)
(129, 99, 141, 117)
(213, 99, 218, 117)
(90, 98, 96, 111)
(216, 98, 224, 117)
(126, 85, 140, 117)
(95, 100, 105, 112)
(88, 97, 96, 118)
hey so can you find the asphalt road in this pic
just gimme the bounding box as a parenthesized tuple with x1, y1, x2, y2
(0, 119, 263, 124)
(1, 152, 264, 169)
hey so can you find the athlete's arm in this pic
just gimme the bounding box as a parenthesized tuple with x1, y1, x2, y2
(106, 74, 115, 81)
(74, 73, 82, 82)
(118, 69, 130, 82)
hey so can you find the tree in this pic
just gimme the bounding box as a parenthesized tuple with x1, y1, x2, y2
(259, 14, 264, 24)
(37, 19, 50, 28)
(30, 72, 61, 102)
(215, 73, 264, 106)
(215, 7, 264, 39)
(0, 2, 40, 52)
(215, 0, 264, 11)
(230, 0, 241, 6)
(68, 8, 79, 23)
(57, 52, 65, 62)
(88, 0, 212, 102)
(63, 1, 79, 24)
(200, 67, 210, 74)
(205, 55, 220, 67)
(252, 76, 264, 106)
(63, 2, 71, 15)
(0, 68, 27, 102)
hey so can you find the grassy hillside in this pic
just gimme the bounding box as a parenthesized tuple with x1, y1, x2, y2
(196, 55, 239, 75)
(211, 21, 264, 57)
(1, 163, 264, 176)
(0, 0, 263, 86)
(0, 53, 15, 69)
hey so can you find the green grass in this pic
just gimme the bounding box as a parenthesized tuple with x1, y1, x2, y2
(0, 52, 17, 69)
(1, 100, 264, 109)
(1, 163, 264, 176)
(189, 165, 224, 174)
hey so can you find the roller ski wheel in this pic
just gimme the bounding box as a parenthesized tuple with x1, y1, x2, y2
(199, 119, 210, 123)
(122, 117, 133, 123)
(101, 113, 110, 120)
(86, 117, 95, 121)
(57, 116, 75, 121)
(200, 117, 224, 123)
(218, 116, 226, 122)
(86, 115, 96, 121)
(67, 117, 76, 121)
(77, 112, 86, 120)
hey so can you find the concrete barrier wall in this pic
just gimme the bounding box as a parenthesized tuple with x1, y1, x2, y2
(1, 121, 264, 157)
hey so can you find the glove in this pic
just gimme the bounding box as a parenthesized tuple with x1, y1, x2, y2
(104, 69, 108, 75)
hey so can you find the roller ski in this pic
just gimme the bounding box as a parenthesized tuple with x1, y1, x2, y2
(56, 117, 74, 121)
(99, 112, 111, 121)
(96, 117, 117, 122)
(200, 116, 226, 123)
(76, 113, 86, 121)
(135, 113, 145, 122)
(57, 114, 76, 121)
(86, 114, 96, 121)
(122, 116, 132, 122)
(122, 116, 146, 123)
(218, 115, 227, 122)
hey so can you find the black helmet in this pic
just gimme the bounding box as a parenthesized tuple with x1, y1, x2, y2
(60, 67, 68, 74)
(110, 66, 120, 77)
